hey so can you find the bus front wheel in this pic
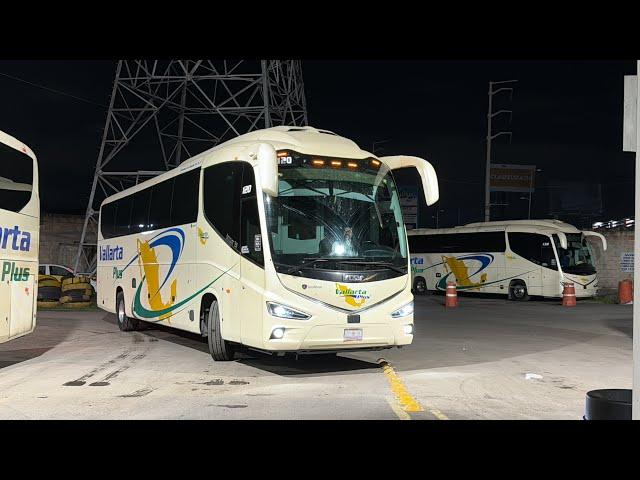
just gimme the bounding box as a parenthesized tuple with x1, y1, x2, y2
(509, 281, 530, 301)
(116, 291, 139, 331)
(207, 299, 236, 361)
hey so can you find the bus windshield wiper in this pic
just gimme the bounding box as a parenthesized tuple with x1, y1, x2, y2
(283, 257, 334, 275)
(338, 260, 407, 274)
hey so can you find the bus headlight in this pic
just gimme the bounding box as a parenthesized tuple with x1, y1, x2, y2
(391, 301, 414, 318)
(266, 302, 311, 320)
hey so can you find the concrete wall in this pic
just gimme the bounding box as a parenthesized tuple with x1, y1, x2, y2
(586, 229, 634, 295)
(39, 213, 95, 272)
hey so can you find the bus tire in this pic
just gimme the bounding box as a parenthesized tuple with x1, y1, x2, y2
(207, 299, 235, 361)
(509, 281, 529, 301)
(116, 290, 139, 331)
(413, 277, 427, 295)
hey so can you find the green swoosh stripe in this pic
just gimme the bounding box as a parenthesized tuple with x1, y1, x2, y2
(132, 264, 236, 320)
(436, 269, 539, 291)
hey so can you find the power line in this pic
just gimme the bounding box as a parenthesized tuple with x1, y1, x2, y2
(0, 71, 108, 109)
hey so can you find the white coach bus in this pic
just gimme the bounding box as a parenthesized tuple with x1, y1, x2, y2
(0, 130, 39, 343)
(408, 220, 606, 300)
(97, 126, 439, 360)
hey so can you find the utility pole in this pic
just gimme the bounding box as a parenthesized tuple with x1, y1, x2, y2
(484, 79, 517, 222)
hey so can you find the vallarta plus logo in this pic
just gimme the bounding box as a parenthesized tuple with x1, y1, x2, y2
(0, 225, 32, 252)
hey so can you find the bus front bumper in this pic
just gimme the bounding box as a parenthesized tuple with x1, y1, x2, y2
(261, 320, 414, 351)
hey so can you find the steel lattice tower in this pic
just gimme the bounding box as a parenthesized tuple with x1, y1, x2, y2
(74, 60, 308, 273)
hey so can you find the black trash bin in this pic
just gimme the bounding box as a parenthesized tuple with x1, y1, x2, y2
(584, 389, 631, 420)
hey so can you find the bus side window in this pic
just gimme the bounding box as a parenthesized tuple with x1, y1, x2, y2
(114, 195, 133, 237)
(100, 201, 117, 239)
(240, 164, 264, 267)
(130, 188, 151, 233)
(508, 233, 557, 270)
(148, 178, 174, 230)
(171, 169, 199, 226)
(203, 162, 242, 251)
(0, 141, 33, 213)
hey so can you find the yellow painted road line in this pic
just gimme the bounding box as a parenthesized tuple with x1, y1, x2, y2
(378, 358, 424, 414)
(378, 358, 450, 420)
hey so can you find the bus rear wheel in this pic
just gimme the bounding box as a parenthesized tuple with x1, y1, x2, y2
(207, 299, 236, 361)
(116, 291, 139, 331)
(413, 277, 427, 295)
(509, 281, 529, 301)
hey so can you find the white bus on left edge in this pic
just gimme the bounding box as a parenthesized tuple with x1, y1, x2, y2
(0, 130, 39, 343)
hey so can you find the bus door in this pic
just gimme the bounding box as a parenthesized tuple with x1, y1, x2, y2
(238, 164, 265, 347)
(507, 232, 555, 296)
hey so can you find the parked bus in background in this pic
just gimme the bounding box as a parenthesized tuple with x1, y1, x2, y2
(408, 220, 607, 300)
(0, 130, 39, 343)
(97, 126, 439, 361)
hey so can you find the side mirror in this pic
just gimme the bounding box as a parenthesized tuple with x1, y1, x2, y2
(556, 232, 568, 250)
(583, 231, 607, 251)
(379, 155, 439, 206)
(257, 143, 279, 197)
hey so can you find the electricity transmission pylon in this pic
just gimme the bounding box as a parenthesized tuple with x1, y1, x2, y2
(74, 60, 308, 273)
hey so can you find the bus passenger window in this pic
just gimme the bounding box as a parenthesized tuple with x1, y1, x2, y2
(0, 142, 33, 213)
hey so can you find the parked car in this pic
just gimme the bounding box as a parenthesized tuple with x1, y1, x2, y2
(38, 264, 74, 281)
(38, 264, 96, 291)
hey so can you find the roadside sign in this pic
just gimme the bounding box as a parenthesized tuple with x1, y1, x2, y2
(621, 252, 634, 272)
(489, 164, 536, 193)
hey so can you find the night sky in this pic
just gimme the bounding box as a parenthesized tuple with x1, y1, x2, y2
(0, 60, 636, 228)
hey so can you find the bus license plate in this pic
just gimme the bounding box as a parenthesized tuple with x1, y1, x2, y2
(344, 328, 363, 342)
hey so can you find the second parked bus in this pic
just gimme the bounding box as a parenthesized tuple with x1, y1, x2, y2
(408, 220, 606, 300)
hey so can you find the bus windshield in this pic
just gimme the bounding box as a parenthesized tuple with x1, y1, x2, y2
(553, 233, 596, 275)
(264, 151, 407, 276)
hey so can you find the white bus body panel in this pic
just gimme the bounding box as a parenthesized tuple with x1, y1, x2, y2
(0, 130, 39, 344)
